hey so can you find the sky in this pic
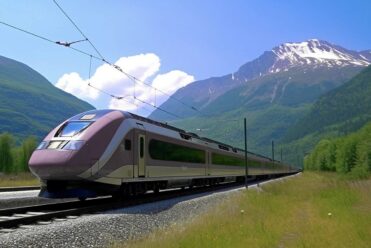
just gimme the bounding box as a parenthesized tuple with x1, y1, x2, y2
(0, 0, 370, 116)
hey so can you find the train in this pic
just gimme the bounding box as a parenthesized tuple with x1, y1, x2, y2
(28, 109, 299, 200)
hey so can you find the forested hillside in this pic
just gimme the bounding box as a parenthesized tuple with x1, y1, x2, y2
(284, 65, 371, 142)
(304, 122, 371, 178)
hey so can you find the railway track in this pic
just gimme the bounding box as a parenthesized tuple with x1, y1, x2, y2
(0, 186, 40, 192)
(0, 173, 297, 231)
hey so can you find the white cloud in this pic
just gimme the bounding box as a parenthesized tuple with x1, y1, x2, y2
(55, 72, 99, 100)
(109, 97, 138, 112)
(151, 70, 195, 105)
(55, 53, 195, 116)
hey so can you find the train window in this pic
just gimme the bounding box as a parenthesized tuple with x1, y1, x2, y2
(140, 137, 144, 158)
(58, 121, 91, 137)
(125, 139, 131, 151)
(149, 139, 205, 163)
(212, 153, 245, 166)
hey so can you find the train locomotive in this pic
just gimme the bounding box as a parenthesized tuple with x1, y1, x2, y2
(29, 109, 299, 199)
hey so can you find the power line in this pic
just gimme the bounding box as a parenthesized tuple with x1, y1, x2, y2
(53, 0, 104, 60)
(0, 21, 54, 43)
(52, 0, 201, 113)
(86, 82, 154, 114)
(134, 97, 182, 119)
(85, 57, 178, 118)
(0, 17, 190, 120)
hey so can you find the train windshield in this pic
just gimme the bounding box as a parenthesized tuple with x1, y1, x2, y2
(59, 121, 91, 137)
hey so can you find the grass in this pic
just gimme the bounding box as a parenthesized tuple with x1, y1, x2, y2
(116, 172, 371, 248)
(0, 172, 40, 187)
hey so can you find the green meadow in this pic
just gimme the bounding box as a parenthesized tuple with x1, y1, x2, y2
(118, 172, 371, 248)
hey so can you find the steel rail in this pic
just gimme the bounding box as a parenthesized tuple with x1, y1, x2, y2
(0, 186, 40, 192)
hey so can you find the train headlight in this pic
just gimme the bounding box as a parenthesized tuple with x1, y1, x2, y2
(63, 140, 85, 150)
(36, 141, 48, 150)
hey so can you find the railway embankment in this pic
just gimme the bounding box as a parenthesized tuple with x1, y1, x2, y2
(118, 172, 371, 248)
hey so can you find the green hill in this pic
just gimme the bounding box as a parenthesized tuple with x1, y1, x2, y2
(0, 55, 94, 140)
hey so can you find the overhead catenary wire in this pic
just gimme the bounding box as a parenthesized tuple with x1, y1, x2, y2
(0, 21, 55, 43)
(134, 97, 182, 119)
(0, 18, 189, 120)
(52, 0, 201, 113)
(52, 0, 104, 60)
(85, 55, 177, 118)
(86, 82, 158, 116)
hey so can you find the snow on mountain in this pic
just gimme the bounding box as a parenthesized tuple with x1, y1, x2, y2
(270, 39, 370, 73)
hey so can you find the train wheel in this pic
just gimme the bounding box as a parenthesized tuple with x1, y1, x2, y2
(153, 183, 160, 194)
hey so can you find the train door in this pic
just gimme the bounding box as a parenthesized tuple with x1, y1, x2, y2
(138, 134, 146, 177)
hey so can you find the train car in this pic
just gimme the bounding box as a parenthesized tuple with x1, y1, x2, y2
(29, 109, 299, 199)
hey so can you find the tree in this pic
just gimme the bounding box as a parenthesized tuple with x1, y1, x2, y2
(0, 133, 15, 173)
(19, 136, 37, 172)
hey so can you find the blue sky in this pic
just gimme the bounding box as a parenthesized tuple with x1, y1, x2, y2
(0, 0, 370, 114)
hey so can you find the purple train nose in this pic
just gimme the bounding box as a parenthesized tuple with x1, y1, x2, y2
(29, 149, 76, 180)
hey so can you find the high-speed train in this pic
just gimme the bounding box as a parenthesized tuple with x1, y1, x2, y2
(29, 109, 299, 199)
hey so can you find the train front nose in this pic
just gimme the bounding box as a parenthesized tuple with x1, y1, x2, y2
(29, 148, 75, 180)
(28, 139, 88, 180)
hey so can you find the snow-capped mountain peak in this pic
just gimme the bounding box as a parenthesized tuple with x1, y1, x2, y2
(269, 39, 370, 72)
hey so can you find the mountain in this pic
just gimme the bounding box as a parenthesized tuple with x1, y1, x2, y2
(149, 39, 370, 164)
(0, 55, 94, 140)
(150, 39, 370, 121)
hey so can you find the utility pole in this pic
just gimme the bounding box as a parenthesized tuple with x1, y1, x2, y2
(244, 118, 248, 188)
(280, 147, 283, 163)
(272, 140, 275, 164)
